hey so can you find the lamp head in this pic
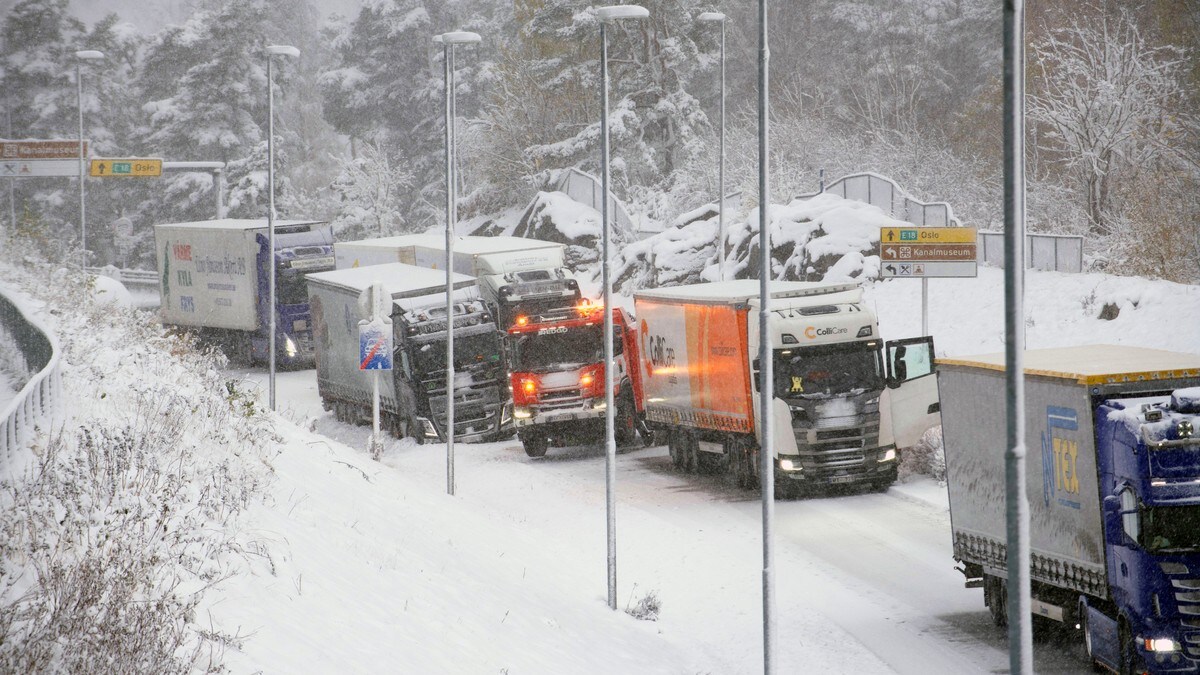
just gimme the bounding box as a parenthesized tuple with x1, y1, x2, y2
(597, 5, 650, 22)
(266, 45, 300, 58)
(697, 12, 727, 22)
(75, 50, 104, 61)
(435, 31, 482, 46)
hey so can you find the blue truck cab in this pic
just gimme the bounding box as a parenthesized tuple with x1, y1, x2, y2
(253, 225, 335, 366)
(939, 345, 1200, 675)
(1086, 387, 1200, 673)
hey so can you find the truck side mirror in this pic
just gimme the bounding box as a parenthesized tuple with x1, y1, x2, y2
(1103, 495, 1130, 548)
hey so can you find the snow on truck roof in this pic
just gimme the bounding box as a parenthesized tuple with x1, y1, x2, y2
(936, 345, 1200, 385)
(156, 219, 326, 230)
(335, 234, 445, 250)
(635, 280, 862, 305)
(306, 263, 475, 297)
(336, 234, 561, 255)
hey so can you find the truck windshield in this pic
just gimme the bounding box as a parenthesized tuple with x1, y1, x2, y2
(512, 324, 603, 372)
(411, 332, 501, 377)
(278, 270, 316, 306)
(773, 341, 883, 399)
(1142, 504, 1200, 553)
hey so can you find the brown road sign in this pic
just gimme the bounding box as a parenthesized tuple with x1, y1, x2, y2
(880, 243, 977, 261)
(0, 139, 87, 160)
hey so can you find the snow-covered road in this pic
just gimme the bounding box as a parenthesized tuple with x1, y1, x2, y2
(234, 367, 1092, 674)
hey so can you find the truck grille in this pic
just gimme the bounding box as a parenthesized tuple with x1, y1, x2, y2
(790, 411, 879, 477)
(541, 388, 581, 402)
(1183, 632, 1200, 659)
(1153, 564, 1200, 658)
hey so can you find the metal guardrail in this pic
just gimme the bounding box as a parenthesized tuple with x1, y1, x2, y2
(86, 265, 160, 288)
(978, 231, 1084, 273)
(0, 284, 62, 460)
(797, 172, 960, 228)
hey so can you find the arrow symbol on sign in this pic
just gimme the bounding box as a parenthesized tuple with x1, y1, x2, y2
(887, 231, 895, 241)
(885, 264, 897, 274)
(883, 247, 896, 259)
(98, 162, 107, 174)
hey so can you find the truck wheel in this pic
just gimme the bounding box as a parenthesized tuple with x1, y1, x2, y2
(522, 433, 548, 458)
(668, 430, 685, 470)
(746, 445, 761, 490)
(1118, 620, 1142, 675)
(985, 575, 1007, 627)
(869, 479, 892, 493)
(615, 393, 637, 446)
(729, 438, 748, 488)
(1079, 602, 1102, 672)
(678, 432, 694, 473)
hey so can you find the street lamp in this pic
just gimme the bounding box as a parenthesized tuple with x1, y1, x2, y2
(597, 2, 649, 612)
(75, 50, 103, 259)
(696, 12, 726, 280)
(266, 44, 299, 412)
(434, 30, 481, 497)
(756, 2, 777, 671)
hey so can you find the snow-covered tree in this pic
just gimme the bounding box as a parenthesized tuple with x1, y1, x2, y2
(1028, 8, 1187, 235)
(482, 0, 710, 213)
(328, 138, 412, 239)
(0, 0, 86, 242)
(320, 0, 446, 227)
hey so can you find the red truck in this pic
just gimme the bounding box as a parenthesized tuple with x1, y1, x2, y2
(507, 301, 648, 457)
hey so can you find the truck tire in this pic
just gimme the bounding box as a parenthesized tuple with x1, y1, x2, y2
(668, 430, 685, 470)
(730, 438, 759, 490)
(521, 432, 548, 458)
(615, 392, 637, 446)
(985, 575, 1007, 627)
(1079, 601, 1103, 673)
(679, 432, 697, 473)
(1118, 619, 1143, 675)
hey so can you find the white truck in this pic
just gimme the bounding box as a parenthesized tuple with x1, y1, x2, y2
(633, 280, 940, 495)
(334, 235, 580, 330)
(305, 263, 509, 443)
(155, 219, 334, 366)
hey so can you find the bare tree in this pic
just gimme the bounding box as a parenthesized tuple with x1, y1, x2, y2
(1028, 9, 1186, 235)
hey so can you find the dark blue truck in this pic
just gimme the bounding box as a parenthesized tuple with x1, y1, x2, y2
(939, 345, 1200, 674)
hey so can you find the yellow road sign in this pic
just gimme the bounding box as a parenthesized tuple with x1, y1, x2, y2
(879, 226, 977, 245)
(89, 158, 163, 178)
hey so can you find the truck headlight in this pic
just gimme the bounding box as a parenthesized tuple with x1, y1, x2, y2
(779, 458, 799, 472)
(284, 335, 297, 358)
(513, 407, 532, 419)
(419, 418, 438, 438)
(1144, 637, 1180, 652)
(593, 400, 607, 411)
(878, 448, 896, 462)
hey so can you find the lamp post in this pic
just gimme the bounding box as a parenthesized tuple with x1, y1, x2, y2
(757, 1, 777, 672)
(597, 3, 649, 612)
(696, 12, 726, 280)
(75, 50, 103, 258)
(434, 30, 481, 497)
(266, 44, 299, 412)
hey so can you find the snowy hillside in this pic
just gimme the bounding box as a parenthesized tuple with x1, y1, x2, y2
(2, 211, 1198, 672)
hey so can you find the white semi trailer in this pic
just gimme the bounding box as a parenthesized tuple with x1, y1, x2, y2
(155, 219, 334, 365)
(334, 235, 580, 330)
(305, 263, 509, 443)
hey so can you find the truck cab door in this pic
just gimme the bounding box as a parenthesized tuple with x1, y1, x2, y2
(883, 336, 941, 449)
